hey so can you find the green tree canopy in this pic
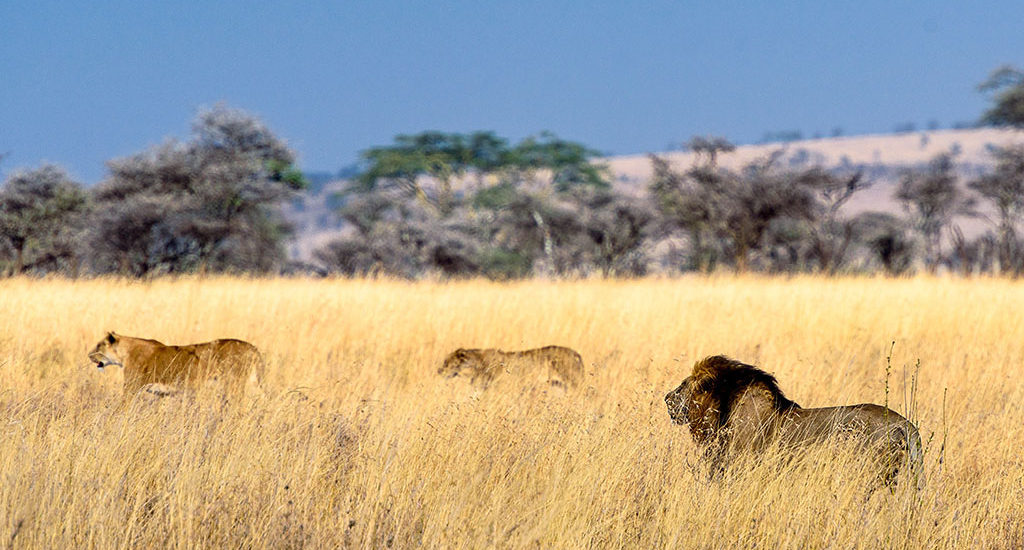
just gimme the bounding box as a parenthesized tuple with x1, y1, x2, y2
(502, 132, 610, 191)
(321, 130, 633, 279)
(358, 131, 510, 215)
(357, 131, 609, 217)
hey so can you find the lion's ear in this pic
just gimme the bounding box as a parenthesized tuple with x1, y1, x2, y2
(106, 332, 118, 344)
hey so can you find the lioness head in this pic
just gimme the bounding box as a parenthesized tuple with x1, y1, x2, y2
(664, 378, 693, 425)
(438, 348, 478, 379)
(88, 332, 125, 370)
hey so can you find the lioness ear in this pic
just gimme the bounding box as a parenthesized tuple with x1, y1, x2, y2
(106, 332, 118, 344)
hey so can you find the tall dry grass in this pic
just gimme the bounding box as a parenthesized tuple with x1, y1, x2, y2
(1, 276, 1022, 548)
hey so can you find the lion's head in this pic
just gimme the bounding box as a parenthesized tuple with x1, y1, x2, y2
(88, 332, 125, 370)
(664, 378, 692, 424)
(438, 348, 480, 379)
(665, 355, 798, 445)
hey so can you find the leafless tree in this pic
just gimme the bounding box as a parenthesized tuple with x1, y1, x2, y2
(796, 168, 870, 273)
(854, 212, 916, 276)
(316, 192, 480, 278)
(968, 145, 1024, 275)
(648, 154, 723, 272)
(651, 149, 867, 273)
(895, 152, 976, 274)
(89, 104, 305, 275)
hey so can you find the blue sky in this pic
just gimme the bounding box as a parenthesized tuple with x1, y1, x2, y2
(2, 1, 1022, 183)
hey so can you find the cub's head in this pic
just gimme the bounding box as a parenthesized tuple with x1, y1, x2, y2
(438, 348, 480, 379)
(88, 332, 125, 370)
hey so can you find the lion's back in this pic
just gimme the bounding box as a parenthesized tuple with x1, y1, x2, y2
(471, 349, 507, 381)
(535, 346, 584, 386)
(507, 346, 584, 387)
(140, 338, 262, 389)
(784, 403, 923, 485)
(204, 338, 261, 362)
(195, 339, 263, 376)
(786, 404, 918, 441)
(789, 404, 922, 457)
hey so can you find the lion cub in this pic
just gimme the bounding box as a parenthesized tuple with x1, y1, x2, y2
(438, 345, 584, 388)
(88, 332, 265, 398)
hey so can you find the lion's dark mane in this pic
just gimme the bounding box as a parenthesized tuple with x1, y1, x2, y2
(694, 355, 800, 428)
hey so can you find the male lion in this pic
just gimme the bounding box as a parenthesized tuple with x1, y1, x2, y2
(88, 332, 265, 398)
(438, 346, 585, 388)
(665, 355, 923, 487)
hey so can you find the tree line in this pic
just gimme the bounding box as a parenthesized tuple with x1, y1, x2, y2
(2, 67, 1024, 278)
(0, 105, 306, 277)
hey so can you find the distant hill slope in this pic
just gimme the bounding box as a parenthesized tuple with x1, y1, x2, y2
(609, 128, 1024, 218)
(285, 128, 1024, 262)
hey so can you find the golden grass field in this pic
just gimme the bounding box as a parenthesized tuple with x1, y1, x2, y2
(1, 276, 1022, 549)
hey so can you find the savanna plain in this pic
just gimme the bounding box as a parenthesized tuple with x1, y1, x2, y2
(1, 276, 1022, 549)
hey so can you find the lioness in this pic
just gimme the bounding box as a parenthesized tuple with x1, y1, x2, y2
(665, 355, 923, 487)
(88, 332, 265, 397)
(439, 346, 585, 388)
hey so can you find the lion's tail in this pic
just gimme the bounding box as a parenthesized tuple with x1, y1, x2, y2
(905, 424, 926, 490)
(249, 348, 268, 396)
(571, 351, 586, 387)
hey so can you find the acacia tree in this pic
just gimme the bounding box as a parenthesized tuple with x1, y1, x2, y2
(327, 131, 504, 277)
(648, 154, 723, 272)
(474, 133, 612, 276)
(0, 165, 89, 275)
(469, 185, 649, 278)
(470, 183, 569, 277)
(324, 131, 616, 279)
(500, 132, 610, 191)
(685, 135, 735, 168)
(91, 104, 306, 275)
(358, 131, 509, 216)
(649, 149, 827, 273)
(968, 145, 1024, 274)
(979, 65, 1024, 127)
(855, 212, 915, 276)
(571, 188, 654, 276)
(895, 152, 976, 274)
(795, 168, 869, 273)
